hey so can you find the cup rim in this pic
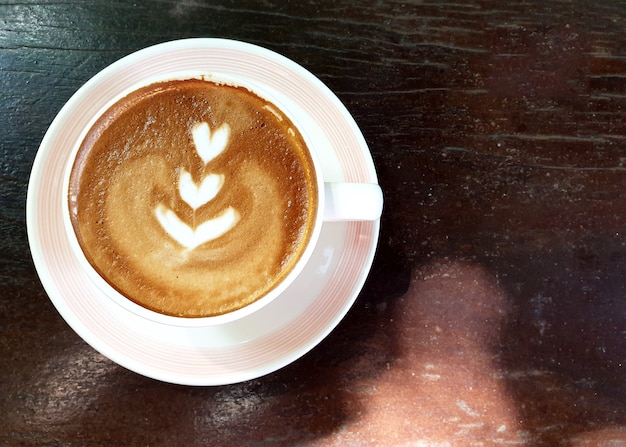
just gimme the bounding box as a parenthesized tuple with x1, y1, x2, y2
(61, 59, 327, 327)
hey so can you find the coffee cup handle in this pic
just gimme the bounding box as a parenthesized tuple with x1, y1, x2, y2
(323, 183, 383, 222)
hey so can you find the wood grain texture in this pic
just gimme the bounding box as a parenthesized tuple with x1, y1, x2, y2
(2, 1, 626, 446)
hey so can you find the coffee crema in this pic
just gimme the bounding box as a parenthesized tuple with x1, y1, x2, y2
(69, 79, 318, 318)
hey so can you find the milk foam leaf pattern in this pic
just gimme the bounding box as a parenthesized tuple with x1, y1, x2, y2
(192, 122, 230, 165)
(155, 204, 240, 250)
(179, 170, 224, 210)
(155, 121, 240, 249)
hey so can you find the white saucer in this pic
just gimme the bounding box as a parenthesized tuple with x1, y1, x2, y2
(26, 39, 380, 385)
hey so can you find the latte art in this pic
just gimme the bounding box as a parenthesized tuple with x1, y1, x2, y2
(69, 79, 318, 318)
(155, 122, 240, 249)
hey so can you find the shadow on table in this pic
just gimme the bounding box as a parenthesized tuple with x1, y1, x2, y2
(494, 236, 626, 446)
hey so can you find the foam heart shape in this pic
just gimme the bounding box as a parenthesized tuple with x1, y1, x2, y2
(192, 122, 230, 165)
(154, 204, 240, 250)
(179, 170, 224, 210)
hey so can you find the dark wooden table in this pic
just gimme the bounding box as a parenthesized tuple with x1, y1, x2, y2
(2, 1, 626, 446)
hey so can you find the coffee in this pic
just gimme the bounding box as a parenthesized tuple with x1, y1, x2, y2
(68, 79, 318, 318)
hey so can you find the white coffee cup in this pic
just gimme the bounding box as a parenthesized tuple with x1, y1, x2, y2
(62, 67, 383, 327)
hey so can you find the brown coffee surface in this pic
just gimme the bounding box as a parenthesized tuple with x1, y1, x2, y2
(69, 79, 318, 317)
